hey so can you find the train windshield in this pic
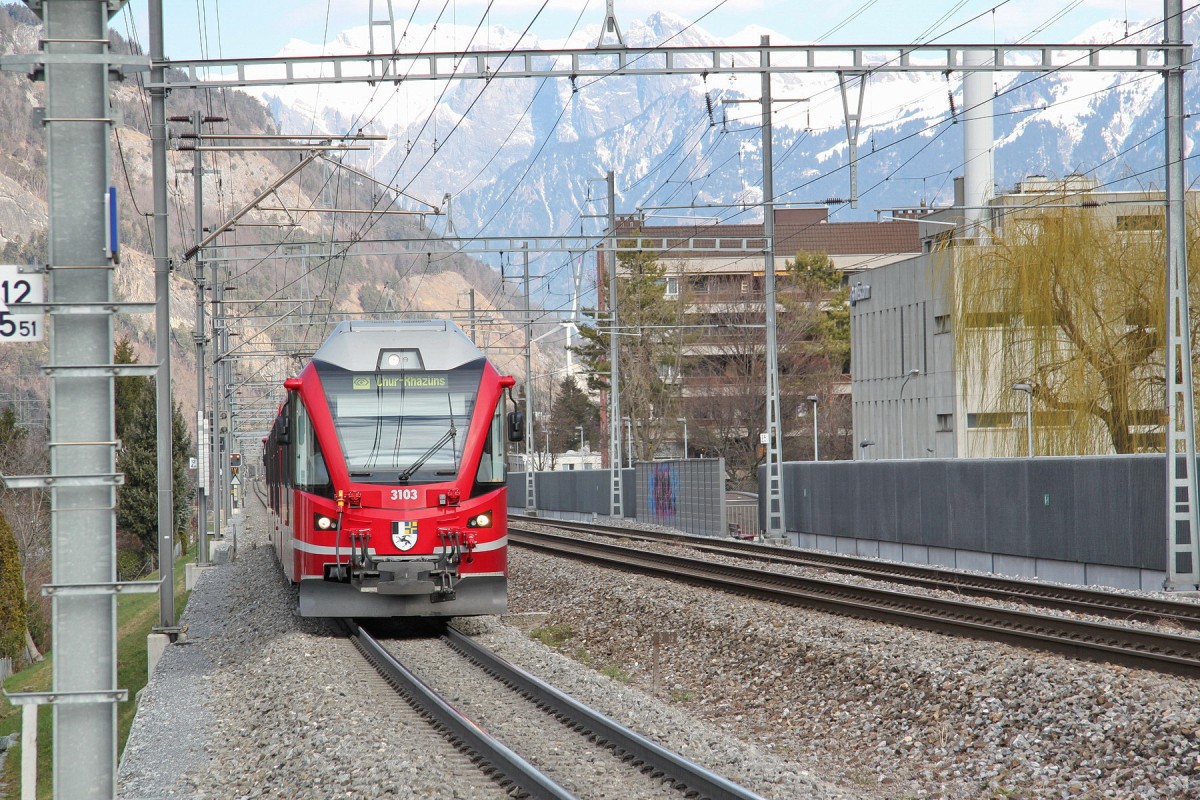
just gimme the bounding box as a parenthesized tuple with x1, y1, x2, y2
(318, 365, 483, 483)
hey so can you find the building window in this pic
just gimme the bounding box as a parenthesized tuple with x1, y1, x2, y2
(1117, 214, 1164, 232)
(934, 314, 950, 334)
(1032, 410, 1074, 428)
(936, 413, 953, 432)
(664, 277, 679, 297)
(689, 276, 709, 294)
(967, 412, 1014, 429)
(962, 311, 1016, 329)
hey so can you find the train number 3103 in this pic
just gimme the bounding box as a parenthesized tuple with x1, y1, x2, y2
(390, 488, 420, 501)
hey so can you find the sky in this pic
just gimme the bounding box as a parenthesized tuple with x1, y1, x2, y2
(113, 1, 1168, 61)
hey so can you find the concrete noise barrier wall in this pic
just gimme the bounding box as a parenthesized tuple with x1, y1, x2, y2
(508, 469, 635, 518)
(636, 459, 727, 538)
(510, 459, 727, 538)
(773, 454, 1165, 571)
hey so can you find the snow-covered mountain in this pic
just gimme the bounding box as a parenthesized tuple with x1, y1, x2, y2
(256, 9, 1199, 296)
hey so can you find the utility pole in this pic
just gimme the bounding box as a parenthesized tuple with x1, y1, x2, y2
(606, 170, 624, 518)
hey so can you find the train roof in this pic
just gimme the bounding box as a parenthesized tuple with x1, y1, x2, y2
(311, 320, 487, 372)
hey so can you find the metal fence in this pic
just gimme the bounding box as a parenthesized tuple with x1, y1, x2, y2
(725, 491, 759, 538)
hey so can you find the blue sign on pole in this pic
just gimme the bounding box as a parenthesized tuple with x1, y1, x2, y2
(108, 186, 119, 264)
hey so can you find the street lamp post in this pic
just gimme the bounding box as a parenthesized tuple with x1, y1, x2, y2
(1012, 383, 1034, 457)
(859, 439, 876, 460)
(576, 426, 585, 453)
(898, 368, 920, 459)
(677, 417, 688, 458)
(807, 395, 819, 461)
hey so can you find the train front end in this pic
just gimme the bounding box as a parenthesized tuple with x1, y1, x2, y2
(269, 321, 517, 618)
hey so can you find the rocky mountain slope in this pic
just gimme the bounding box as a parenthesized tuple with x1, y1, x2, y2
(0, 4, 542, 435)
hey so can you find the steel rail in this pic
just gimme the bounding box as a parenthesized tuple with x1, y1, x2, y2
(443, 627, 768, 800)
(344, 620, 576, 800)
(509, 526, 1200, 676)
(513, 515, 1200, 630)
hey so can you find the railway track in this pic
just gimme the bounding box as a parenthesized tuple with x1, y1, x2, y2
(346, 619, 767, 800)
(508, 521, 1200, 677)
(511, 514, 1200, 631)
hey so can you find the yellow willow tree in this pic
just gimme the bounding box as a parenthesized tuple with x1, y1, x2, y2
(953, 199, 1200, 456)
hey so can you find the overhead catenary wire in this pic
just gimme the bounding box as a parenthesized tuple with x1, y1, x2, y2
(175, 0, 1190, 381)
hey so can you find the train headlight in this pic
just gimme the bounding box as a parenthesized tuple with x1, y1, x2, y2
(313, 513, 338, 531)
(468, 512, 493, 528)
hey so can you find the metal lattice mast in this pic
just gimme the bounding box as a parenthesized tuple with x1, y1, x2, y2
(761, 36, 786, 538)
(150, 12, 176, 629)
(3, 2, 149, 797)
(607, 171, 624, 518)
(523, 245, 536, 512)
(1164, 0, 1200, 589)
(187, 111, 211, 566)
(211, 259, 224, 542)
(368, 0, 396, 64)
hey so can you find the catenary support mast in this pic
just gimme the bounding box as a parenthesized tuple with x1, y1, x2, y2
(607, 171, 624, 518)
(761, 36, 786, 538)
(1164, 0, 1200, 588)
(150, 0, 176, 629)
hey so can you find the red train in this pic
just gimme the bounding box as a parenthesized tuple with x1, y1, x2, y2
(262, 320, 521, 617)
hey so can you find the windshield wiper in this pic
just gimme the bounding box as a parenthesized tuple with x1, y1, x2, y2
(397, 422, 457, 483)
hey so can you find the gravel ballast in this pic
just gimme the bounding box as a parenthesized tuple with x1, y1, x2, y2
(117, 498, 1200, 799)
(506, 523, 1200, 799)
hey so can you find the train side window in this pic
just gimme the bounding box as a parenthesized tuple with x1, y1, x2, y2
(292, 399, 333, 497)
(475, 400, 506, 485)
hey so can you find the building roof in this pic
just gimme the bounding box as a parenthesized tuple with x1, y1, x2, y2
(614, 209, 921, 268)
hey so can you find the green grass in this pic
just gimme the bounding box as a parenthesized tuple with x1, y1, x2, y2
(1, 546, 193, 800)
(529, 623, 574, 648)
(598, 665, 632, 683)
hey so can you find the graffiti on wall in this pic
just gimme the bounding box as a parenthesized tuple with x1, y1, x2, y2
(648, 462, 678, 522)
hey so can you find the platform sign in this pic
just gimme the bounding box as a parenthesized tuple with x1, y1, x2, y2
(0, 265, 44, 342)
